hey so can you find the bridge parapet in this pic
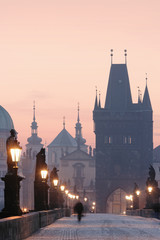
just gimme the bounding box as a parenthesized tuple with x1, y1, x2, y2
(0, 208, 67, 240)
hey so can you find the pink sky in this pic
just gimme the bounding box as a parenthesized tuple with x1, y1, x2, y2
(0, 0, 160, 150)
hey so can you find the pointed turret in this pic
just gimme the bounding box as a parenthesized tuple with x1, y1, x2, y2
(63, 116, 65, 129)
(105, 64, 132, 111)
(138, 87, 142, 104)
(143, 79, 152, 110)
(31, 101, 38, 135)
(94, 87, 98, 110)
(75, 103, 86, 147)
(99, 92, 101, 108)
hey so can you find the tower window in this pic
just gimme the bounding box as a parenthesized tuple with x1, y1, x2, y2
(123, 136, 132, 144)
(128, 136, 132, 144)
(109, 136, 112, 144)
(104, 136, 112, 144)
(123, 136, 127, 144)
(104, 136, 108, 144)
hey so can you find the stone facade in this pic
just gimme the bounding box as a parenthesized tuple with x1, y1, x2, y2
(93, 62, 153, 213)
(60, 148, 95, 207)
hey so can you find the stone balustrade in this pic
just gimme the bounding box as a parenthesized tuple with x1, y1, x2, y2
(126, 209, 156, 218)
(0, 208, 70, 240)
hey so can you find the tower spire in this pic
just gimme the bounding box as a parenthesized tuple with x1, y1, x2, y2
(110, 49, 113, 65)
(33, 100, 35, 122)
(75, 104, 86, 147)
(124, 49, 127, 64)
(77, 102, 80, 123)
(30, 102, 39, 136)
(99, 91, 101, 108)
(146, 73, 148, 86)
(137, 87, 141, 103)
(63, 116, 65, 129)
(94, 86, 98, 109)
(143, 74, 152, 110)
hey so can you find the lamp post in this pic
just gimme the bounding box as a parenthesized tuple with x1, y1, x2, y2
(125, 195, 133, 210)
(34, 148, 49, 211)
(65, 189, 69, 208)
(145, 165, 160, 209)
(49, 167, 59, 209)
(146, 185, 153, 209)
(41, 168, 49, 210)
(133, 183, 140, 210)
(1, 129, 23, 217)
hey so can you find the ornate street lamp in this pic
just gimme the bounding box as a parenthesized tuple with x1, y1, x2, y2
(49, 167, 59, 209)
(34, 148, 49, 211)
(41, 169, 48, 182)
(1, 129, 23, 217)
(10, 146, 21, 169)
(53, 178, 59, 187)
(133, 183, 140, 210)
(148, 186, 153, 193)
(60, 184, 65, 192)
(125, 195, 133, 210)
(145, 165, 160, 209)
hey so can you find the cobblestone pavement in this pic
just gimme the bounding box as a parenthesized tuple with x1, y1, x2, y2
(25, 213, 160, 240)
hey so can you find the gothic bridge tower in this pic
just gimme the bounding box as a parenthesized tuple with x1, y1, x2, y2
(93, 51, 153, 213)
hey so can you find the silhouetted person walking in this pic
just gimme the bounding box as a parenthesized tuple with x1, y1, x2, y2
(74, 201, 84, 222)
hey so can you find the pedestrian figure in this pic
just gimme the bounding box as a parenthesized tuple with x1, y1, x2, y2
(74, 201, 84, 222)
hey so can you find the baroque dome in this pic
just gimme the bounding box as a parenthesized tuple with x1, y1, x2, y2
(0, 105, 14, 131)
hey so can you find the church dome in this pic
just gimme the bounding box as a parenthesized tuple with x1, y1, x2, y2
(0, 105, 14, 131)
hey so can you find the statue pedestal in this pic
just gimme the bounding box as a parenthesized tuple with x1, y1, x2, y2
(0, 172, 23, 218)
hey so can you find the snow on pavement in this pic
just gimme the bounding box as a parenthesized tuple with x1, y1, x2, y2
(25, 213, 160, 240)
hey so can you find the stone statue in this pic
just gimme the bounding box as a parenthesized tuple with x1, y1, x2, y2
(145, 165, 160, 208)
(148, 165, 156, 181)
(35, 148, 47, 182)
(50, 167, 59, 182)
(133, 182, 139, 192)
(146, 165, 157, 188)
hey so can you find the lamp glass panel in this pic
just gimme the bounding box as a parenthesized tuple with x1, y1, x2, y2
(60, 185, 65, 191)
(53, 179, 58, 186)
(10, 148, 21, 162)
(41, 170, 48, 179)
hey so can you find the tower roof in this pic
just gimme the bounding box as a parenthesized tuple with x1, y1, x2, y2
(94, 88, 98, 110)
(0, 105, 14, 131)
(61, 148, 93, 161)
(27, 135, 42, 145)
(48, 128, 77, 148)
(143, 85, 152, 110)
(105, 64, 132, 111)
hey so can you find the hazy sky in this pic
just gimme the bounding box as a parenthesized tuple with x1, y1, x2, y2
(0, 0, 160, 150)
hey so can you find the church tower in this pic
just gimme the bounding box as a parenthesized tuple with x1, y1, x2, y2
(26, 102, 43, 158)
(75, 103, 87, 149)
(93, 51, 153, 213)
(22, 102, 43, 211)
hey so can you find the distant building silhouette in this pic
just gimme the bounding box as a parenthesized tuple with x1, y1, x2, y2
(47, 106, 88, 172)
(60, 148, 95, 204)
(22, 102, 43, 210)
(93, 57, 153, 213)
